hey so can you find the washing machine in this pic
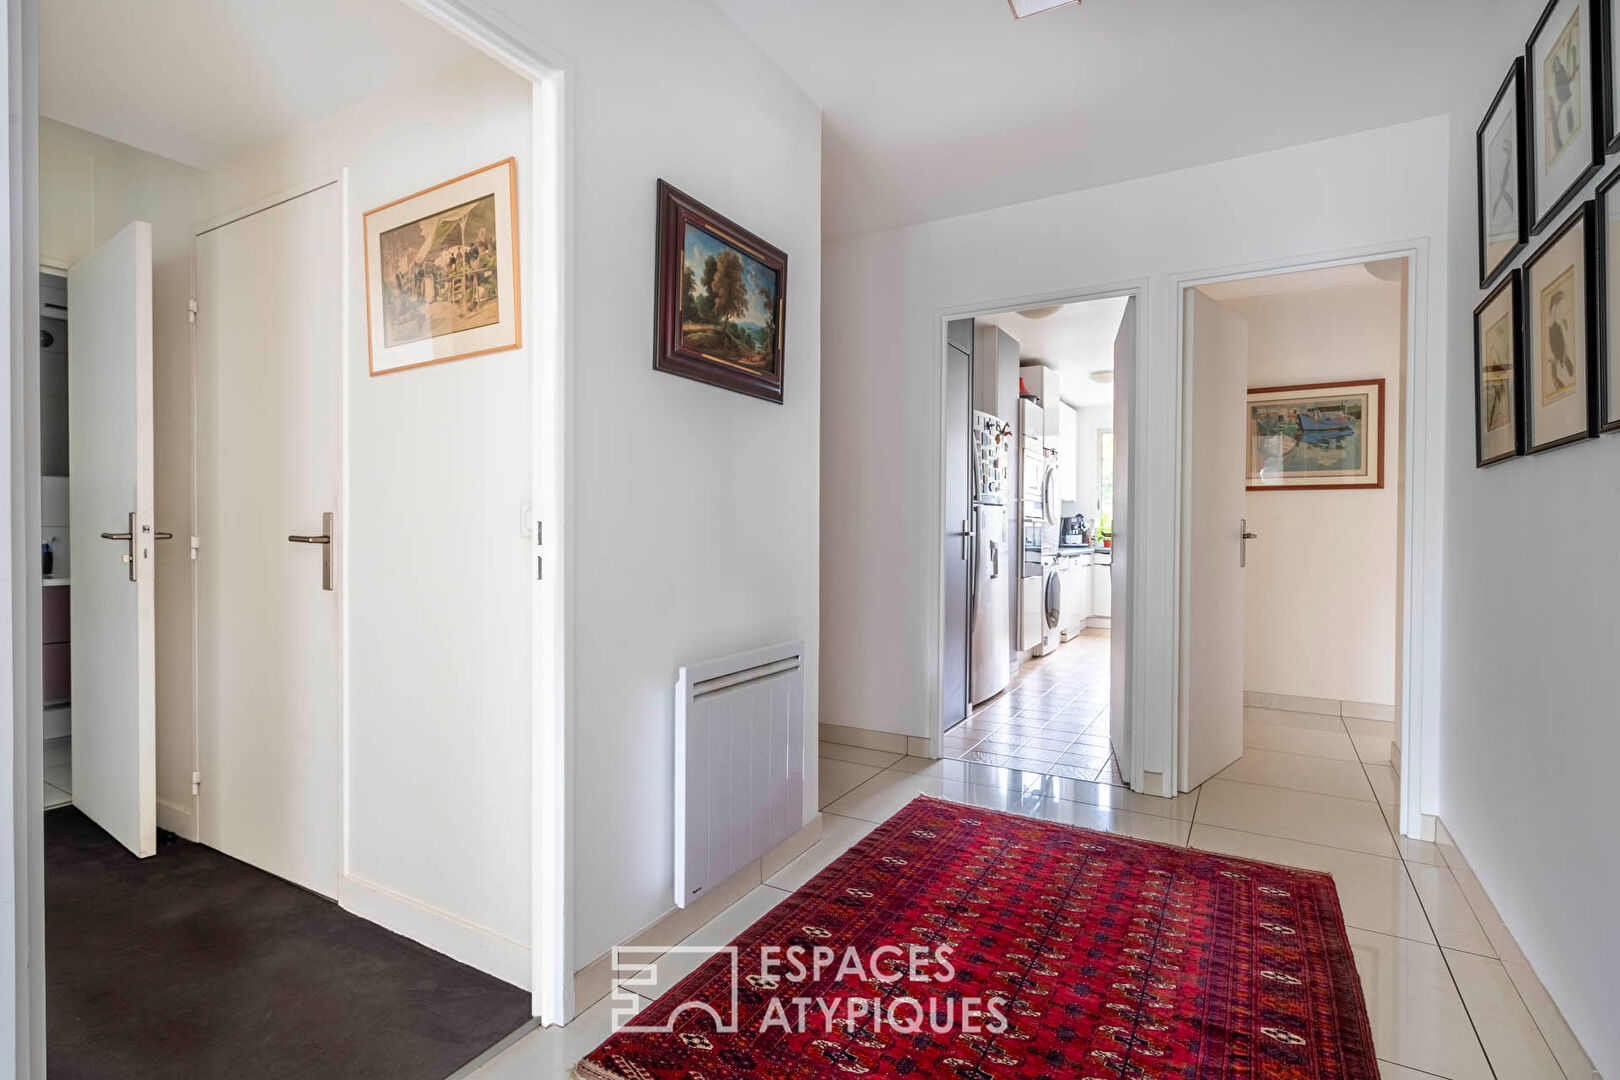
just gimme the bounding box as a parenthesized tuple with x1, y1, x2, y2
(1039, 555, 1063, 654)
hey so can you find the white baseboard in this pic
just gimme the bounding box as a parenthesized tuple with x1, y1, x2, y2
(1343, 700, 1396, 721)
(1244, 690, 1341, 716)
(156, 798, 197, 841)
(340, 872, 530, 991)
(820, 722, 908, 755)
(905, 736, 932, 759)
(1085, 616, 1110, 629)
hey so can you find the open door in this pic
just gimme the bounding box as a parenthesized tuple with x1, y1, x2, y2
(1108, 298, 1134, 774)
(68, 221, 157, 858)
(1180, 289, 1249, 790)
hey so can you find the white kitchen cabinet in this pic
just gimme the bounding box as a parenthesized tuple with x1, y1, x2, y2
(1057, 402, 1079, 505)
(1093, 558, 1112, 618)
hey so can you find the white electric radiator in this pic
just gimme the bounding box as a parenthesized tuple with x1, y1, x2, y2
(674, 640, 806, 908)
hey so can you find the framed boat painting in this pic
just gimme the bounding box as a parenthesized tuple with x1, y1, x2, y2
(1246, 379, 1385, 491)
(1523, 199, 1599, 452)
(363, 158, 521, 376)
(655, 180, 788, 404)
(1474, 269, 1525, 467)
(1526, 0, 1603, 234)
(1598, 168, 1620, 431)
(1479, 59, 1529, 288)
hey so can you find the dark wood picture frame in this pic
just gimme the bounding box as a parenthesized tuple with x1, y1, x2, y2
(1526, 0, 1605, 235)
(1245, 378, 1386, 492)
(654, 180, 788, 404)
(1479, 59, 1530, 289)
(1522, 199, 1601, 452)
(1473, 269, 1526, 467)
(1595, 168, 1620, 430)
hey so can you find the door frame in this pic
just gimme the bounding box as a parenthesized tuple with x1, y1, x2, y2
(1170, 240, 1438, 837)
(929, 281, 1146, 777)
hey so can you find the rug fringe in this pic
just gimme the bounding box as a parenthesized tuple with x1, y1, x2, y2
(569, 1059, 622, 1080)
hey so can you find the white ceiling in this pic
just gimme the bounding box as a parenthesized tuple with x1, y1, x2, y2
(711, 0, 1496, 238)
(40, 0, 474, 170)
(980, 296, 1128, 408)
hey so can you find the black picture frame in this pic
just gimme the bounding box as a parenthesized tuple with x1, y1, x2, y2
(1602, 0, 1620, 152)
(1595, 168, 1620, 431)
(1526, 0, 1605, 235)
(1522, 200, 1601, 453)
(1473, 270, 1526, 467)
(1479, 59, 1531, 289)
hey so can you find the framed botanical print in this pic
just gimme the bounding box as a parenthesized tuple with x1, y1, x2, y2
(1246, 380, 1386, 491)
(1479, 60, 1529, 288)
(363, 158, 521, 376)
(1474, 270, 1525, 467)
(1604, 0, 1620, 152)
(1527, 0, 1603, 233)
(655, 180, 788, 404)
(1523, 200, 1600, 452)
(1597, 169, 1620, 430)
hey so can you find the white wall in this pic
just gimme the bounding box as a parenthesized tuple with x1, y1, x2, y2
(37, 141, 90, 270)
(822, 117, 1450, 793)
(1439, 3, 1620, 1074)
(1220, 281, 1404, 707)
(1071, 403, 1110, 524)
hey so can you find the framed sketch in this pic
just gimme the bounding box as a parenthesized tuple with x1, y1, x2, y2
(363, 158, 520, 376)
(1523, 200, 1600, 452)
(1474, 270, 1526, 467)
(655, 180, 787, 404)
(1597, 169, 1620, 430)
(1479, 59, 1529, 288)
(1526, 0, 1603, 234)
(1246, 379, 1385, 491)
(1604, 0, 1620, 151)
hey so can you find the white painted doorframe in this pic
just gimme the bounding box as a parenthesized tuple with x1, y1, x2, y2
(1171, 240, 1438, 839)
(929, 281, 1148, 788)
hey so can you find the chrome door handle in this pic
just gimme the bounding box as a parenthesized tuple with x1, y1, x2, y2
(154, 531, 174, 541)
(288, 512, 334, 591)
(1241, 518, 1259, 568)
(101, 512, 138, 581)
(100, 531, 132, 541)
(989, 540, 1000, 579)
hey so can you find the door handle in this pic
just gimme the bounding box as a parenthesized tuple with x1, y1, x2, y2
(989, 540, 1000, 580)
(1241, 518, 1259, 568)
(288, 512, 334, 591)
(100, 512, 137, 581)
(960, 518, 973, 561)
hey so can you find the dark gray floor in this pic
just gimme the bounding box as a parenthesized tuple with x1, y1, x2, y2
(47, 807, 531, 1079)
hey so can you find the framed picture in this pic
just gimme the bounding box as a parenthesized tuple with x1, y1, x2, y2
(1596, 169, 1620, 430)
(1246, 379, 1385, 491)
(1479, 59, 1529, 288)
(363, 158, 521, 376)
(1603, 0, 1620, 151)
(1523, 200, 1600, 452)
(1474, 270, 1526, 467)
(1526, 0, 1603, 234)
(655, 180, 787, 404)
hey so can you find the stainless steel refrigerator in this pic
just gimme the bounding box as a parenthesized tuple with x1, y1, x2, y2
(970, 410, 1013, 704)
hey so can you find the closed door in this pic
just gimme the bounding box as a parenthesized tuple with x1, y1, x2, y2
(942, 330, 973, 731)
(195, 182, 342, 896)
(68, 221, 157, 858)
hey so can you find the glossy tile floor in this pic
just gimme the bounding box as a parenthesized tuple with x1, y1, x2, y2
(44, 736, 71, 810)
(470, 709, 1598, 1080)
(943, 629, 1126, 783)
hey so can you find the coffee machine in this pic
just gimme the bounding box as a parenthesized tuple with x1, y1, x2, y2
(1060, 505, 1090, 548)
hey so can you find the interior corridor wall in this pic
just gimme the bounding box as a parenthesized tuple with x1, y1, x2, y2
(1218, 280, 1403, 708)
(822, 117, 1449, 794)
(1439, 3, 1620, 1073)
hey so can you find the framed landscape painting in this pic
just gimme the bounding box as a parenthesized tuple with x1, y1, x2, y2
(655, 180, 788, 404)
(1478, 59, 1528, 288)
(363, 158, 521, 376)
(1474, 269, 1525, 467)
(1246, 379, 1385, 491)
(1526, 0, 1603, 233)
(1523, 199, 1600, 452)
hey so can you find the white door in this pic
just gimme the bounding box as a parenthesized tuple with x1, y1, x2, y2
(1181, 289, 1249, 790)
(1108, 298, 1134, 771)
(68, 222, 157, 858)
(195, 182, 342, 896)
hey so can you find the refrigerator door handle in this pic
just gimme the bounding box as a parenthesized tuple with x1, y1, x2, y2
(989, 540, 999, 579)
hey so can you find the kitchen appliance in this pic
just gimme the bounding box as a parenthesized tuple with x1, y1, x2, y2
(1061, 511, 1090, 548)
(969, 411, 1013, 704)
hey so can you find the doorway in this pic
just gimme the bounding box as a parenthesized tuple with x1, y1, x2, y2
(937, 293, 1135, 786)
(1179, 259, 1409, 798)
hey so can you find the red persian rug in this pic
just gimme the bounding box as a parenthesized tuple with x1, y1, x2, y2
(577, 795, 1377, 1079)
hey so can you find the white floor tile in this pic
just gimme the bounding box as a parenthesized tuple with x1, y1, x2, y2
(43, 783, 70, 810)
(1405, 863, 1494, 956)
(764, 812, 877, 892)
(469, 993, 652, 1078)
(1351, 732, 1394, 766)
(817, 758, 882, 809)
(1195, 780, 1397, 856)
(1244, 707, 1346, 733)
(1242, 722, 1359, 761)
(1348, 927, 1493, 1080)
(1362, 763, 1398, 807)
(620, 885, 787, 1001)
(1028, 797, 1193, 846)
(1445, 949, 1564, 1080)
(818, 743, 904, 769)
(1216, 748, 1376, 801)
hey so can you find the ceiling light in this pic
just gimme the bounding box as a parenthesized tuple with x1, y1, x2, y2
(1017, 305, 1063, 320)
(1008, 0, 1080, 18)
(1089, 370, 1114, 384)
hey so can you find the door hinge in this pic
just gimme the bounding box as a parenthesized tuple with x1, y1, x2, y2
(536, 555, 543, 581)
(188, 298, 199, 324)
(191, 771, 201, 795)
(189, 535, 201, 560)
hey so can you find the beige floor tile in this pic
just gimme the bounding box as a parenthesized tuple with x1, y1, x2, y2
(820, 770, 963, 823)
(1375, 1062, 1441, 1079)
(620, 885, 787, 1001)
(1242, 722, 1359, 761)
(1351, 732, 1394, 766)
(1244, 707, 1347, 733)
(1500, 958, 1599, 1080)
(764, 812, 877, 892)
(1216, 748, 1376, 801)
(1347, 928, 1493, 1079)
(1380, 803, 1447, 867)
(1405, 863, 1494, 956)
(470, 992, 652, 1078)
(1029, 797, 1193, 846)
(1189, 825, 1435, 945)
(1362, 763, 1398, 806)
(819, 743, 904, 768)
(1195, 780, 1397, 856)
(1445, 949, 1564, 1080)
(818, 759, 883, 808)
